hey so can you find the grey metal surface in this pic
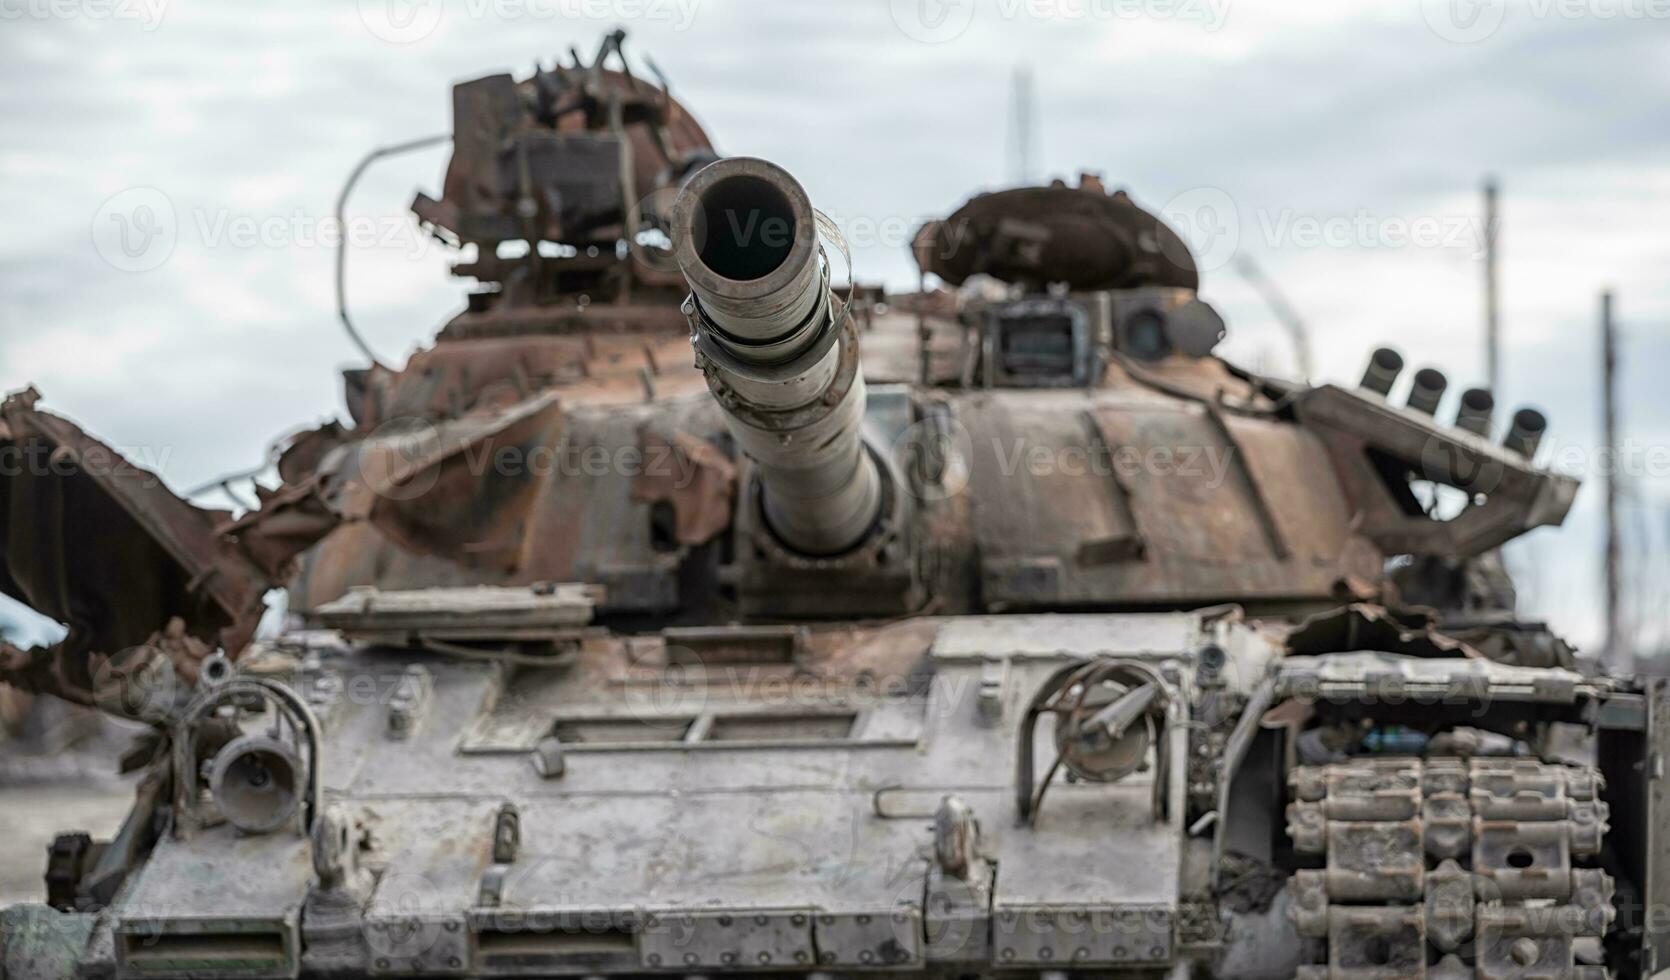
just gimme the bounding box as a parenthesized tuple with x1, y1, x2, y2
(59, 612, 1242, 977)
(115, 828, 312, 979)
(1, 904, 96, 979)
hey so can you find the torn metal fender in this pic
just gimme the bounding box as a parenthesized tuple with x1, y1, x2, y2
(0, 389, 337, 711)
(1285, 602, 1484, 660)
(319, 389, 568, 567)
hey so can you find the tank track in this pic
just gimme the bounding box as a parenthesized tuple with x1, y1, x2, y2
(1285, 757, 1615, 979)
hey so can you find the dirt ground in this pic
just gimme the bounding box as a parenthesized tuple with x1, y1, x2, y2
(0, 778, 137, 907)
(0, 700, 143, 907)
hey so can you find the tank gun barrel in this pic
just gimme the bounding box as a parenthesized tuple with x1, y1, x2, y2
(671, 157, 883, 556)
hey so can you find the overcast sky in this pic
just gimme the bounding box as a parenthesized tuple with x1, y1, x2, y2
(2, 0, 1667, 653)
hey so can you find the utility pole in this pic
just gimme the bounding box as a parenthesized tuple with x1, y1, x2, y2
(1484, 177, 1501, 395)
(1602, 290, 1623, 670)
(1009, 66, 1034, 185)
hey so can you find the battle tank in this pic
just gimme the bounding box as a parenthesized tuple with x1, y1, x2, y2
(2, 32, 1667, 980)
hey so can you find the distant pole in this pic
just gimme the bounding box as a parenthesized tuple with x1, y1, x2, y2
(1602, 290, 1622, 670)
(1484, 177, 1501, 395)
(1009, 66, 1034, 184)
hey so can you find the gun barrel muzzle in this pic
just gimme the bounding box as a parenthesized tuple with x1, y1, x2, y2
(1407, 367, 1448, 415)
(1455, 387, 1496, 437)
(1504, 408, 1548, 459)
(672, 158, 882, 556)
(1359, 347, 1405, 397)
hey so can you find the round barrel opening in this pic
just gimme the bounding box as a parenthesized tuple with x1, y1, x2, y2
(694, 174, 797, 282)
(1512, 408, 1547, 435)
(1461, 388, 1495, 413)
